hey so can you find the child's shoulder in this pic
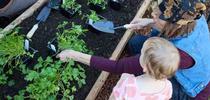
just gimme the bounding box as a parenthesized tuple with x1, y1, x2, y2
(119, 73, 137, 85)
(121, 73, 136, 80)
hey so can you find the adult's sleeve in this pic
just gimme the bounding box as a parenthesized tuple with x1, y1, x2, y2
(90, 55, 143, 75)
(90, 49, 194, 74)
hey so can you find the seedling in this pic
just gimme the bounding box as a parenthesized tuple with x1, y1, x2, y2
(86, 10, 101, 22)
(0, 29, 31, 85)
(47, 21, 90, 58)
(60, 0, 81, 18)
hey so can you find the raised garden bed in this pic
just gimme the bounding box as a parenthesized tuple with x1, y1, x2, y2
(1, 0, 209, 99)
(0, 0, 143, 99)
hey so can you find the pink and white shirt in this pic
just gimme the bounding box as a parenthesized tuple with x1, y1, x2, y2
(111, 73, 172, 100)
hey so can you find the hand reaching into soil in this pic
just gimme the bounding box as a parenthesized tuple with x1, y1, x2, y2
(57, 49, 91, 66)
(129, 18, 154, 30)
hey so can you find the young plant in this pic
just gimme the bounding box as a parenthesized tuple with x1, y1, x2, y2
(19, 57, 86, 99)
(61, 0, 81, 12)
(87, 0, 107, 9)
(0, 29, 29, 85)
(56, 21, 89, 52)
(86, 10, 101, 22)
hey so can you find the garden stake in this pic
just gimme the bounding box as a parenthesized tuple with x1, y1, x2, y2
(47, 37, 57, 53)
(47, 37, 61, 58)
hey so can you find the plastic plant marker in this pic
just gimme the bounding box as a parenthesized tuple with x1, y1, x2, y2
(49, 44, 57, 53)
(24, 39, 30, 51)
(47, 37, 58, 55)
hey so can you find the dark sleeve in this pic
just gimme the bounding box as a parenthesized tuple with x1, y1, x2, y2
(90, 55, 143, 74)
(90, 49, 194, 74)
(178, 49, 195, 69)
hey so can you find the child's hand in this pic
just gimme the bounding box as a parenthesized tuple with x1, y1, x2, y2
(57, 49, 77, 62)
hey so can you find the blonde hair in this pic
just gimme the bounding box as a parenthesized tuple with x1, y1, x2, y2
(140, 37, 180, 79)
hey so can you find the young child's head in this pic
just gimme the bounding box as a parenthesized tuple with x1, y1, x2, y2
(140, 37, 180, 80)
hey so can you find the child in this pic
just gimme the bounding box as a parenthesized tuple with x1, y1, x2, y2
(109, 37, 180, 100)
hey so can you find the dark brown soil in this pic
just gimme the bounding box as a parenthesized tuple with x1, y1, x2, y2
(0, 0, 142, 99)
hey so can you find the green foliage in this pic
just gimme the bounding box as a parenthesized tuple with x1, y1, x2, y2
(22, 57, 86, 99)
(0, 29, 28, 85)
(87, 10, 101, 22)
(0, 74, 8, 85)
(61, 0, 81, 12)
(0, 32, 25, 67)
(87, 0, 107, 9)
(57, 21, 89, 52)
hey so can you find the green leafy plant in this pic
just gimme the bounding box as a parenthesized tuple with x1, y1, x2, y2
(61, 0, 81, 12)
(16, 57, 86, 99)
(11, 22, 92, 99)
(56, 21, 89, 52)
(86, 10, 101, 22)
(0, 29, 29, 85)
(87, 0, 107, 9)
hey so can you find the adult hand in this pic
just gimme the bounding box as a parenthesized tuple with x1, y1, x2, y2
(57, 49, 92, 66)
(57, 49, 78, 62)
(129, 18, 154, 30)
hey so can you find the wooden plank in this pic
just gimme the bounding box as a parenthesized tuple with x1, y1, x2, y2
(0, 0, 49, 38)
(85, 0, 153, 100)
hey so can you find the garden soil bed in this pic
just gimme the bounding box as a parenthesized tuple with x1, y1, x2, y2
(0, 0, 142, 99)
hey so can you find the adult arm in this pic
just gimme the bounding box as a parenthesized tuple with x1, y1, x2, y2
(57, 49, 194, 74)
(90, 55, 142, 74)
(57, 49, 142, 75)
(57, 50, 91, 66)
(90, 49, 194, 74)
